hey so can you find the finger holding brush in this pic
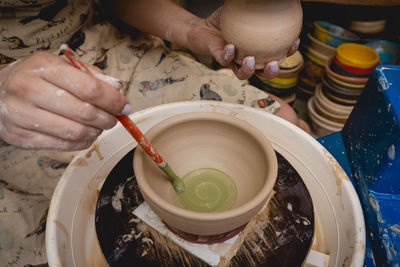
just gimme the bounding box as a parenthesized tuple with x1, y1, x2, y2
(61, 44, 185, 193)
(0, 49, 130, 151)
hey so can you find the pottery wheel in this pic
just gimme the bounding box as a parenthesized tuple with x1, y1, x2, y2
(95, 150, 314, 267)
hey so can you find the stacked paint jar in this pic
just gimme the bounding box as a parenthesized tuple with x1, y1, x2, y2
(307, 43, 380, 137)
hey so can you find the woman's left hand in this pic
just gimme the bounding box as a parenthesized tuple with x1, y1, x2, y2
(186, 8, 300, 80)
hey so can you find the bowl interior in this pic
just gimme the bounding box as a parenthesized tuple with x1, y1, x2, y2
(315, 21, 359, 41)
(135, 112, 276, 215)
(336, 43, 379, 68)
(365, 40, 400, 64)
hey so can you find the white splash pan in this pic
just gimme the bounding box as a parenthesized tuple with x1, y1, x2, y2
(46, 101, 365, 267)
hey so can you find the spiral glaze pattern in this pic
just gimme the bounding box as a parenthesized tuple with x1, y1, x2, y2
(177, 168, 237, 212)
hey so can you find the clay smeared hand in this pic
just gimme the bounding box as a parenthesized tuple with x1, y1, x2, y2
(186, 8, 300, 80)
(0, 51, 130, 151)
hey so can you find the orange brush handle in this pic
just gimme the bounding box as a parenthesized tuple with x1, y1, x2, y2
(61, 44, 165, 165)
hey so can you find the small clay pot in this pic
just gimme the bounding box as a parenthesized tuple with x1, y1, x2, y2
(220, 0, 303, 69)
(133, 112, 278, 235)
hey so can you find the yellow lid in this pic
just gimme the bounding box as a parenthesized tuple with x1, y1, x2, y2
(336, 43, 379, 69)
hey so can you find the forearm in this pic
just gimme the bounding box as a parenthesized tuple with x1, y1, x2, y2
(113, 0, 201, 49)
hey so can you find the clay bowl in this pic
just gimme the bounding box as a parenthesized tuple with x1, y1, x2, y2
(322, 75, 361, 102)
(336, 43, 379, 69)
(314, 83, 354, 117)
(133, 112, 278, 236)
(330, 57, 374, 78)
(349, 19, 387, 34)
(306, 45, 331, 65)
(365, 40, 400, 65)
(307, 32, 336, 58)
(326, 72, 365, 89)
(325, 57, 369, 85)
(278, 51, 304, 77)
(313, 93, 348, 124)
(307, 96, 344, 137)
(313, 21, 359, 47)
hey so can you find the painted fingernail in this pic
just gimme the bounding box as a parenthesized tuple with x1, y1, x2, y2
(92, 72, 123, 90)
(121, 104, 132, 115)
(245, 57, 255, 70)
(223, 44, 235, 61)
(294, 38, 300, 50)
(269, 61, 279, 73)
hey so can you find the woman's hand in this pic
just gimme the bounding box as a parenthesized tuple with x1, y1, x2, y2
(186, 8, 300, 80)
(0, 51, 130, 151)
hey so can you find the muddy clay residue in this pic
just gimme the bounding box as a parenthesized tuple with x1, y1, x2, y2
(71, 157, 88, 167)
(322, 148, 350, 210)
(85, 142, 104, 160)
(95, 150, 314, 267)
(53, 219, 69, 241)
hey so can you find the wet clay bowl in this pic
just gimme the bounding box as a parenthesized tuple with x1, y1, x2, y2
(365, 40, 400, 65)
(133, 112, 278, 236)
(325, 57, 369, 85)
(313, 21, 359, 47)
(336, 43, 379, 69)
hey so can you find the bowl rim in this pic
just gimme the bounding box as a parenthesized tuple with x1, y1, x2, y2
(315, 83, 354, 116)
(336, 43, 380, 68)
(307, 96, 344, 130)
(307, 32, 336, 54)
(314, 20, 359, 41)
(325, 57, 369, 84)
(133, 111, 278, 221)
(326, 71, 365, 89)
(365, 40, 400, 48)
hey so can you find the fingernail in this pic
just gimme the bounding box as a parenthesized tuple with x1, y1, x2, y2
(121, 104, 132, 115)
(294, 38, 300, 50)
(223, 44, 235, 61)
(226, 44, 235, 55)
(92, 72, 123, 90)
(269, 61, 279, 73)
(245, 57, 255, 70)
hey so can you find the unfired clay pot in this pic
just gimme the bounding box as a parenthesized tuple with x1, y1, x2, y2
(220, 0, 303, 69)
(133, 112, 278, 235)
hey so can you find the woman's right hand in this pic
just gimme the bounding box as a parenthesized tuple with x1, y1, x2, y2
(0, 51, 130, 151)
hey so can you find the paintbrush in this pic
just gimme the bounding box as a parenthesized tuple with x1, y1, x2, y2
(60, 44, 185, 193)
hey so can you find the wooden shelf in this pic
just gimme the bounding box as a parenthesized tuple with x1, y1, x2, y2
(302, 0, 400, 6)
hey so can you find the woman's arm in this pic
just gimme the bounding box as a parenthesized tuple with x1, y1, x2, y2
(113, 0, 300, 80)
